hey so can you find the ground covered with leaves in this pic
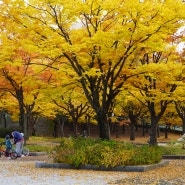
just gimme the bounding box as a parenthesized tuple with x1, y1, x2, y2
(0, 132, 183, 185)
(0, 155, 185, 185)
(0, 151, 184, 184)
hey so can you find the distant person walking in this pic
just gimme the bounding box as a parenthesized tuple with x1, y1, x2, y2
(12, 131, 24, 157)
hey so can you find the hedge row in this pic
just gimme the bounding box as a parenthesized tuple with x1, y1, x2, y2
(51, 137, 162, 167)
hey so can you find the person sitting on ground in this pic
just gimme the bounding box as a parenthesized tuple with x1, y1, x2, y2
(12, 131, 24, 157)
(5, 135, 12, 157)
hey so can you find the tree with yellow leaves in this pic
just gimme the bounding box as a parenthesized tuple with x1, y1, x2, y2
(0, 0, 185, 141)
(0, 31, 57, 138)
(126, 51, 185, 145)
(116, 90, 147, 140)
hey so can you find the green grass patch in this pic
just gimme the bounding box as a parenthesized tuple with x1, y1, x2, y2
(28, 136, 61, 143)
(26, 144, 53, 152)
(160, 144, 185, 155)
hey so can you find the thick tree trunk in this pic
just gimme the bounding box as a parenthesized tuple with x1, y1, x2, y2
(97, 113, 110, 140)
(130, 121, 135, 140)
(149, 119, 158, 146)
(129, 115, 136, 140)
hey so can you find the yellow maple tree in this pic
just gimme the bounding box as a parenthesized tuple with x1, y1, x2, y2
(0, 0, 185, 142)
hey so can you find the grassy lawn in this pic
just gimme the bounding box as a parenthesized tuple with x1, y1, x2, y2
(26, 136, 61, 152)
(1, 135, 185, 155)
(0, 136, 60, 152)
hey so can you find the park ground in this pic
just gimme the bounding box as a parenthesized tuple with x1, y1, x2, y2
(0, 129, 184, 185)
(0, 152, 185, 184)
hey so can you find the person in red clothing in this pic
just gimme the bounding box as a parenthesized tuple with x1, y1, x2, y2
(12, 131, 24, 157)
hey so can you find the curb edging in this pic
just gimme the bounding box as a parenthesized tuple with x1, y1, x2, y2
(163, 155, 185, 159)
(29, 152, 47, 156)
(35, 160, 169, 172)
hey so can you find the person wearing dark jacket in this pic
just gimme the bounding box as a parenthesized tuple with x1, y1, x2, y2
(12, 131, 24, 157)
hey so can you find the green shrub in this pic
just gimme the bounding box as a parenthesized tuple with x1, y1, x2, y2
(85, 143, 105, 165)
(51, 138, 75, 163)
(51, 137, 162, 167)
(100, 147, 134, 167)
(70, 149, 88, 167)
(127, 145, 162, 165)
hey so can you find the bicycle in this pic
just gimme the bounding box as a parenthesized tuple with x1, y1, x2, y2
(11, 144, 29, 157)
(0, 142, 18, 159)
(21, 146, 29, 156)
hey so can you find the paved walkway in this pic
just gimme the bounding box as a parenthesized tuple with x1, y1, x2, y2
(0, 158, 126, 185)
(1, 156, 185, 185)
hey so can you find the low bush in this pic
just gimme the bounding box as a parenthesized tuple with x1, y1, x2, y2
(51, 137, 162, 167)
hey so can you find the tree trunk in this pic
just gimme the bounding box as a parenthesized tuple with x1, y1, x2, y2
(165, 125, 168, 138)
(53, 120, 58, 138)
(58, 117, 66, 138)
(86, 115, 91, 137)
(72, 120, 78, 137)
(142, 121, 145, 136)
(17, 88, 25, 133)
(23, 114, 27, 145)
(129, 116, 136, 140)
(3, 113, 7, 129)
(149, 119, 158, 146)
(130, 121, 135, 140)
(97, 113, 110, 140)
